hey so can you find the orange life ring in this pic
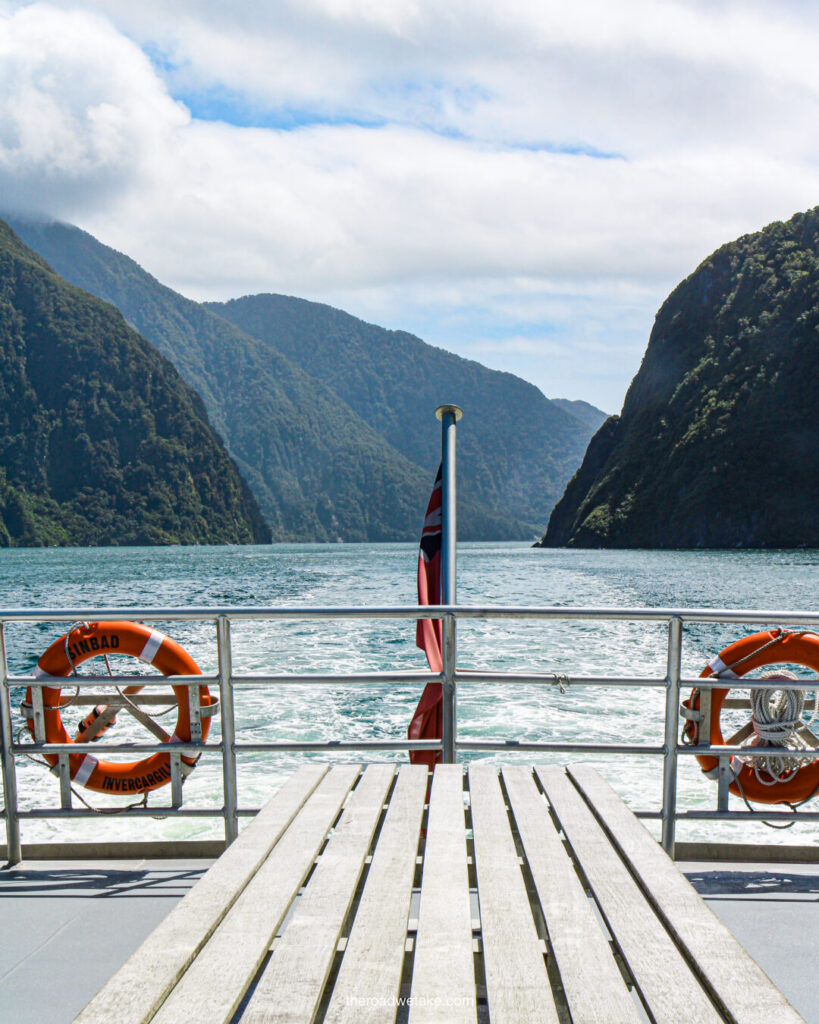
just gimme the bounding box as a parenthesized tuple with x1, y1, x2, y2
(23, 621, 214, 795)
(683, 629, 819, 805)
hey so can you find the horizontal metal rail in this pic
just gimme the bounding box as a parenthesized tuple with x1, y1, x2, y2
(678, 744, 819, 758)
(11, 807, 224, 819)
(18, 805, 815, 822)
(1, 603, 819, 624)
(235, 740, 442, 753)
(678, 810, 819, 821)
(15, 741, 207, 755)
(15, 670, 817, 691)
(1, 603, 818, 865)
(456, 741, 665, 755)
(10, 673, 216, 688)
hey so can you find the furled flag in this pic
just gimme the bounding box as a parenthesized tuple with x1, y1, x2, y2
(408, 464, 443, 769)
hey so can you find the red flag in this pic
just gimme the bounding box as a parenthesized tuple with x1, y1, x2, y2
(408, 465, 443, 769)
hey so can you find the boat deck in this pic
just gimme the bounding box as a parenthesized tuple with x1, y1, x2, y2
(2, 764, 818, 1024)
(0, 857, 212, 1024)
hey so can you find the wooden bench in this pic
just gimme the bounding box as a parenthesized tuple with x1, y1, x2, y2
(74, 763, 806, 1024)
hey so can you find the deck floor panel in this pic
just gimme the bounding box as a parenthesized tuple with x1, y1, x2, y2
(148, 764, 361, 1024)
(72, 764, 328, 1024)
(0, 860, 211, 1024)
(242, 764, 397, 1024)
(323, 765, 427, 1024)
(502, 765, 642, 1024)
(683, 860, 819, 1024)
(469, 764, 558, 1024)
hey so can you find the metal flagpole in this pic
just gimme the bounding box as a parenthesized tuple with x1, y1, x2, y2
(436, 404, 462, 763)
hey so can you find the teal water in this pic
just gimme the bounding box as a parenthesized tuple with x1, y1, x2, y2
(2, 543, 818, 846)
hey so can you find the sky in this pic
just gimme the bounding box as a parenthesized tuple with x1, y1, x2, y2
(2, 2, 819, 412)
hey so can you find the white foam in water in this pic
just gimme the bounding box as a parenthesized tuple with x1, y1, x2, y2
(3, 543, 819, 846)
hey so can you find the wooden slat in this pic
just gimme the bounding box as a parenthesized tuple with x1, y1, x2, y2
(469, 765, 558, 1024)
(537, 766, 723, 1024)
(410, 765, 476, 1024)
(324, 765, 428, 1024)
(568, 764, 808, 1024)
(73, 764, 329, 1024)
(149, 764, 361, 1024)
(242, 764, 397, 1024)
(502, 766, 642, 1024)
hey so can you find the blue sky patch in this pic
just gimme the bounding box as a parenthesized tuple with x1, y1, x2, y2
(173, 85, 385, 131)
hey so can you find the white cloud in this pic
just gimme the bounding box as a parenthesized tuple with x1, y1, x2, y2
(2, 1, 819, 410)
(90, 122, 817, 298)
(0, 4, 187, 215)
(29, 0, 819, 157)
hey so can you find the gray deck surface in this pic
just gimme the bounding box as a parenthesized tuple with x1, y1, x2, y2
(681, 860, 819, 1024)
(0, 859, 212, 1024)
(1, 856, 817, 1024)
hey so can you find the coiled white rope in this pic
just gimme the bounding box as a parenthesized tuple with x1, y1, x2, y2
(747, 670, 817, 785)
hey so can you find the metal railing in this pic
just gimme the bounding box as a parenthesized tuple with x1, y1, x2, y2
(2, 602, 819, 866)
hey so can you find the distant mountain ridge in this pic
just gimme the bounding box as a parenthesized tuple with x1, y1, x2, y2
(551, 399, 608, 432)
(10, 216, 599, 541)
(0, 219, 269, 546)
(207, 293, 594, 530)
(540, 207, 819, 548)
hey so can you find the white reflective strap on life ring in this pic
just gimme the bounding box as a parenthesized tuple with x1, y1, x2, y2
(139, 629, 166, 665)
(74, 755, 98, 787)
(709, 655, 739, 679)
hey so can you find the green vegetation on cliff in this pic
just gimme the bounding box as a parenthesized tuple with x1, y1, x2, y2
(10, 218, 598, 540)
(0, 219, 270, 546)
(9, 219, 498, 539)
(541, 208, 819, 548)
(209, 293, 594, 532)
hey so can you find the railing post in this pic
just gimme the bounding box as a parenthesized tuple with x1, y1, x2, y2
(0, 623, 22, 865)
(662, 616, 683, 857)
(436, 404, 462, 764)
(217, 616, 239, 846)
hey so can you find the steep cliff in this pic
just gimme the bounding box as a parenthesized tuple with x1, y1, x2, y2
(0, 219, 269, 546)
(541, 208, 819, 548)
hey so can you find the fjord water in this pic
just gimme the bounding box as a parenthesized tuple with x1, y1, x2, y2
(2, 543, 818, 846)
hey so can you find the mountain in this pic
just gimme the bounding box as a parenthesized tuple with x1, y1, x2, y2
(8, 218, 532, 541)
(6, 217, 439, 542)
(0, 219, 269, 546)
(551, 399, 608, 432)
(540, 207, 819, 548)
(207, 294, 595, 532)
(10, 216, 599, 540)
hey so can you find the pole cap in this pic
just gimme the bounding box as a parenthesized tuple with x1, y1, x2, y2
(435, 404, 463, 421)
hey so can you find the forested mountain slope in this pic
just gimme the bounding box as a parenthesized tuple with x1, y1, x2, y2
(7, 218, 441, 541)
(540, 207, 819, 548)
(209, 293, 595, 529)
(10, 217, 597, 540)
(0, 220, 269, 546)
